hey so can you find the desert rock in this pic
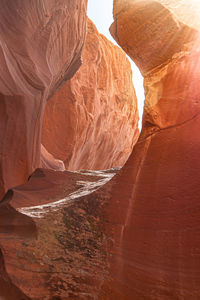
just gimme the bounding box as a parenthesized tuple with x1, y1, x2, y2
(42, 19, 139, 171)
(104, 0, 200, 298)
(0, 0, 87, 199)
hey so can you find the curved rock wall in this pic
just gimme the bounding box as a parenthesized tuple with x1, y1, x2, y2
(0, 0, 87, 199)
(42, 19, 139, 171)
(104, 0, 200, 299)
(110, 0, 198, 75)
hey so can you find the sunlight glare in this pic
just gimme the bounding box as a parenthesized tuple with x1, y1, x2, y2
(163, 0, 200, 30)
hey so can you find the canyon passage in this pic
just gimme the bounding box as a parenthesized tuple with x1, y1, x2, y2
(0, 0, 200, 299)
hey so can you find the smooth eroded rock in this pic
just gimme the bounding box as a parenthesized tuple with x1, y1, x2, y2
(0, 0, 87, 199)
(110, 0, 199, 75)
(103, 0, 200, 299)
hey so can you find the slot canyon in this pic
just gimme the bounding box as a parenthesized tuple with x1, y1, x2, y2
(0, 0, 200, 299)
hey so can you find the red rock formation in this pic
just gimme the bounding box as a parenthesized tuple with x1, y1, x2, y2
(110, 0, 199, 75)
(100, 0, 200, 299)
(0, 168, 117, 299)
(42, 19, 139, 171)
(0, 0, 87, 199)
(1, 1, 200, 299)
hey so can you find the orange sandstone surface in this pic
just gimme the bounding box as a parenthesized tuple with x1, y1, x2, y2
(0, 0, 87, 199)
(0, 1, 139, 298)
(42, 19, 139, 171)
(1, 0, 200, 300)
(41, 144, 65, 172)
(101, 0, 200, 299)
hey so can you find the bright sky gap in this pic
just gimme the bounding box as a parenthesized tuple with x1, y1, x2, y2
(87, 0, 145, 130)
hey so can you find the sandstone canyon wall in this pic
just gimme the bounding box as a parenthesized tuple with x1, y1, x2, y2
(101, 0, 200, 299)
(1, 0, 200, 300)
(42, 19, 139, 171)
(0, 0, 87, 199)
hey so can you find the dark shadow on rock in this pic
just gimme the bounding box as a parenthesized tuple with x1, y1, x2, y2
(0, 248, 30, 300)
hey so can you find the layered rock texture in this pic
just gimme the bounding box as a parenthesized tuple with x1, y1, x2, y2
(104, 0, 200, 299)
(42, 19, 139, 171)
(0, 0, 87, 199)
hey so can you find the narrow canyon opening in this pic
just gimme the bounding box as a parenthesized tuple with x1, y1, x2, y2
(87, 0, 145, 131)
(41, 0, 142, 172)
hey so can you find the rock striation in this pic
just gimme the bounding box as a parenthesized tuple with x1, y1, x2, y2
(0, 0, 87, 199)
(42, 19, 139, 171)
(103, 0, 200, 299)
